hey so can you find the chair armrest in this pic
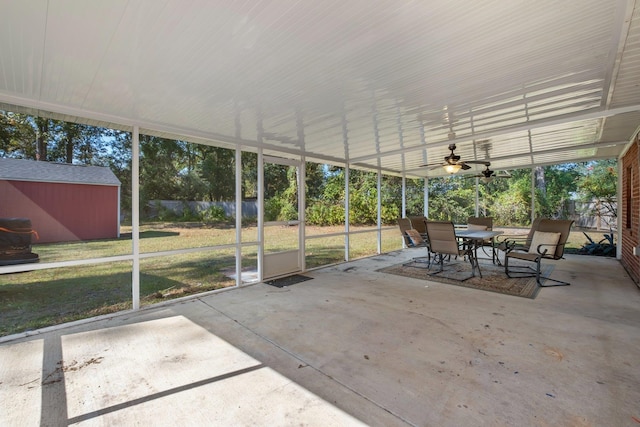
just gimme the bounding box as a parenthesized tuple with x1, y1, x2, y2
(534, 242, 565, 259)
(496, 234, 529, 252)
(532, 244, 551, 257)
(495, 234, 529, 244)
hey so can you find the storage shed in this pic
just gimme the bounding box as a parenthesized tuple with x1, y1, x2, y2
(0, 158, 121, 243)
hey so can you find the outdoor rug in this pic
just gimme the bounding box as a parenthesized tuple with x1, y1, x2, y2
(378, 259, 554, 299)
(265, 274, 314, 288)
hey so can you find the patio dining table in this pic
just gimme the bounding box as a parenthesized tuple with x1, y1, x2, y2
(455, 229, 504, 265)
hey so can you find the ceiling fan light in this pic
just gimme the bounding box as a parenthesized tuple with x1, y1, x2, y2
(481, 176, 493, 183)
(444, 163, 462, 174)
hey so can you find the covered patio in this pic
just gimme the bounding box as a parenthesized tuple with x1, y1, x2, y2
(2, 0, 640, 424)
(2, 251, 639, 426)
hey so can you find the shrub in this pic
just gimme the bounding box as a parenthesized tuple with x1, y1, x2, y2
(306, 202, 345, 226)
(278, 203, 298, 221)
(156, 204, 179, 221)
(199, 205, 227, 223)
(264, 198, 282, 222)
(579, 231, 616, 257)
(179, 202, 200, 221)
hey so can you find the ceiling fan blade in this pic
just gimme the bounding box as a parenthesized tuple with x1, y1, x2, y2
(461, 163, 472, 170)
(463, 160, 491, 166)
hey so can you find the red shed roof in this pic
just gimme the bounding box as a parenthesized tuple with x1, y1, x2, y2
(0, 158, 120, 186)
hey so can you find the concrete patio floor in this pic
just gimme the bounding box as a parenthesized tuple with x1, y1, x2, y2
(1, 250, 639, 426)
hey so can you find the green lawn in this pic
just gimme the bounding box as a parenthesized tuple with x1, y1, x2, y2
(0, 222, 610, 337)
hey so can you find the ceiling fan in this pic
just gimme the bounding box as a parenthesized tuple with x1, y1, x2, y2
(468, 163, 512, 182)
(422, 143, 488, 174)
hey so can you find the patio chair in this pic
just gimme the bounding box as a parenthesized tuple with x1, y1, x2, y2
(397, 217, 414, 247)
(467, 216, 493, 231)
(504, 219, 574, 287)
(402, 228, 433, 268)
(408, 216, 428, 238)
(494, 217, 544, 263)
(425, 220, 480, 280)
(398, 217, 433, 267)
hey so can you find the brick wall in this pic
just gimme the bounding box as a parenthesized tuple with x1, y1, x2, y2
(620, 136, 640, 286)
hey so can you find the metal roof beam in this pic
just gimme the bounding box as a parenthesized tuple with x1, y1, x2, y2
(351, 104, 640, 163)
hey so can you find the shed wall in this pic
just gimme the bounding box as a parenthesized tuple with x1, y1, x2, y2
(620, 139, 640, 286)
(0, 180, 119, 243)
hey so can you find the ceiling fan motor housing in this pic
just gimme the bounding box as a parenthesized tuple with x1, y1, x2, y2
(445, 144, 460, 164)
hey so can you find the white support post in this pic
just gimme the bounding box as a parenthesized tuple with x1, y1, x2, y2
(132, 126, 140, 310)
(344, 164, 350, 262)
(531, 167, 536, 223)
(475, 178, 480, 217)
(258, 148, 264, 281)
(424, 178, 429, 218)
(402, 176, 406, 217)
(299, 156, 306, 271)
(235, 146, 242, 286)
(377, 169, 382, 254)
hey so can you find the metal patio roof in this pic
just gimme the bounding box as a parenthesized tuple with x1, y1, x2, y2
(1, 0, 640, 178)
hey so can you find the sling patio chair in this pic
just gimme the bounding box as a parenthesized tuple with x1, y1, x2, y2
(402, 228, 433, 268)
(397, 217, 414, 247)
(408, 216, 428, 239)
(425, 220, 480, 280)
(467, 216, 493, 231)
(494, 217, 544, 264)
(504, 219, 574, 287)
(398, 217, 433, 267)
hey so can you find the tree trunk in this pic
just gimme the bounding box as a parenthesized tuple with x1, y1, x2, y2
(36, 119, 48, 161)
(65, 139, 73, 163)
(534, 166, 546, 197)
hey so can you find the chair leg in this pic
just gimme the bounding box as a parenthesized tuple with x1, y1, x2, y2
(494, 248, 505, 266)
(404, 249, 432, 268)
(505, 254, 536, 279)
(429, 253, 445, 275)
(534, 257, 570, 286)
(538, 276, 571, 287)
(505, 256, 570, 287)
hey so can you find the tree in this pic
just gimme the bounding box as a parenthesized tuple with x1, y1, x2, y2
(538, 164, 579, 218)
(427, 176, 475, 223)
(199, 146, 235, 201)
(139, 135, 182, 203)
(50, 122, 104, 164)
(305, 162, 325, 201)
(0, 111, 37, 159)
(576, 159, 617, 224)
(404, 177, 424, 217)
(35, 117, 49, 160)
(263, 163, 298, 221)
(102, 130, 133, 217)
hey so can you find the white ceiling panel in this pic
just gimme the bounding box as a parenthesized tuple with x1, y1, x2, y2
(1, 0, 640, 178)
(0, 1, 48, 99)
